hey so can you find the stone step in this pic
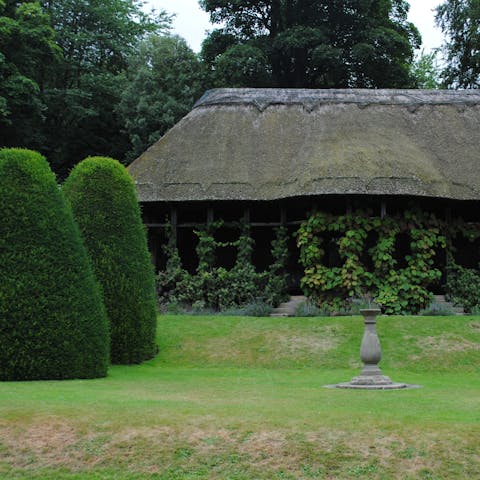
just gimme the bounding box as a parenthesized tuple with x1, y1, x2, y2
(273, 307, 292, 314)
(270, 295, 307, 317)
(435, 302, 453, 308)
(429, 295, 465, 315)
(289, 295, 307, 301)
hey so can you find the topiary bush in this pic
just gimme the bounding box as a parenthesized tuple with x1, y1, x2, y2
(63, 157, 157, 364)
(0, 148, 109, 381)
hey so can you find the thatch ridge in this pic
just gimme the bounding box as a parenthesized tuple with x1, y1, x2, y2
(195, 88, 480, 110)
(129, 88, 480, 202)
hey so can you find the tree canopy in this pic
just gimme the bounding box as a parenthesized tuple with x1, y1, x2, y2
(0, 1, 59, 150)
(411, 50, 442, 89)
(436, 0, 480, 88)
(118, 34, 206, 162)
(200, 0, 421, 88)
(0, 0, 172, 176)
(40, 0, 171, 175)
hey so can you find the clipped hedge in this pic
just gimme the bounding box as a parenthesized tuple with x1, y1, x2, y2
(0, 149, 109, 380)
(64, 157, 157, 364)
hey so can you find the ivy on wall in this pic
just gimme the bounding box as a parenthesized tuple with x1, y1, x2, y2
(296, 209, 447, 314)
(157, 220, 289, 310)
(156, 207, 480, 315)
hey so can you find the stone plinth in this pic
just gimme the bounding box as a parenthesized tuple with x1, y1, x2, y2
(328, 308, 415, 390)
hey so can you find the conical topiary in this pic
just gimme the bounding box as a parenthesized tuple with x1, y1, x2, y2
(63, 157, 157, 364)
(0, 148, 109, 380)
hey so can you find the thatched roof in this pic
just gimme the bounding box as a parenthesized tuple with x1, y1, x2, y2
(128, 88, 480, 202)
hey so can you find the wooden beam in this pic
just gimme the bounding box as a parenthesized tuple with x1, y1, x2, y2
(207, 207, 214, 225)
(446, 207, 452, 223)
(145, 220, 304, 228)
(170, 207, 177, 243)
(243, 207, 250, 223)
(148, 229, 158, 271)
(346, 199, 352, 215)
(380, 201, 387, 219)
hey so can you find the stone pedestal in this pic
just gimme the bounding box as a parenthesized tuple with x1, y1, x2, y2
(335, 308, 408, 390)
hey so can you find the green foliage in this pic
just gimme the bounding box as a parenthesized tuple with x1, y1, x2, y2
(156, 223, 185, 306)
(0, 1, 172, 176)
(296, 209, 445, 314)
(175, 221, 265, 309)
(411, 50, 442, 89)
(446, 263, 480, 312)
(0, 148, 109, 380)
(40, 0, 171, 175)
(42, 0, 170, 75)
(43, 72, 131, 176)
(0, 1, 59, 149)
(118, 34, 207, 162)
(157, 221, 289, 310)
(63, 157, 157, 364)
(212, 42, 271, 87)
(436, 0, 480, 88)
(264, 226, 290, 307)
(200, 0, 421, 88)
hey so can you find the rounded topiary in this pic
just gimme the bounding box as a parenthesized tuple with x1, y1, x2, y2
(0, 149, 109, 380)
(63, 157, 157, 364)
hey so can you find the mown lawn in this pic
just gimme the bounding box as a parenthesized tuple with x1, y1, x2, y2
(0, 315, 479, 479)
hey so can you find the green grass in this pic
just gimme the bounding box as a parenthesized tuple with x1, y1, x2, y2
(0, 315, 479, 479)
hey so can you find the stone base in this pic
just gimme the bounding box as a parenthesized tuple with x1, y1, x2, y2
(349, 374, 396, 386)
(326, 372, 416, 389)
(325, 374, 422, 390)
(333, 381, 409, 390)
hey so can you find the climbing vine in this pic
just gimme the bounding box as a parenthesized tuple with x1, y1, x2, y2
(156, 220, 290, 310)
(296, 209, 446, 314)
(157, 208, 480, 314)
(264, 226, 290, 306)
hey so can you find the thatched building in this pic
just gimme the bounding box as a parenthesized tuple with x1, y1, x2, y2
(128, 88, 480, 291)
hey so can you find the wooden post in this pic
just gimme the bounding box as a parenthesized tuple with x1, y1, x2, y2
(380, 201, 387, 219)
(170, 206, 178, 245)
(207, 206, 214, 225)
(150, 229, 159, 271)
(243, 207, 250, 224)
(445, 207, 452, 287)
(346, 199, 352, 215)
(280, 207, 287, 226)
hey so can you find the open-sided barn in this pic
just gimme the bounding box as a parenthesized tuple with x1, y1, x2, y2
(128, 88, 480, 296)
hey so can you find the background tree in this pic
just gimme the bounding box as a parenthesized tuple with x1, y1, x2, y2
(0, 1, 172, 175)
(411, 50, 442, 89)
(436, 0, 480, 88)
(39, 0, 171, 176)
(0, 1, 59, 150)
(64, 157, 158, 364)
(118, 34, 207, 162)
(0, 148, 109, 380)
(200, 0, 421, 88)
